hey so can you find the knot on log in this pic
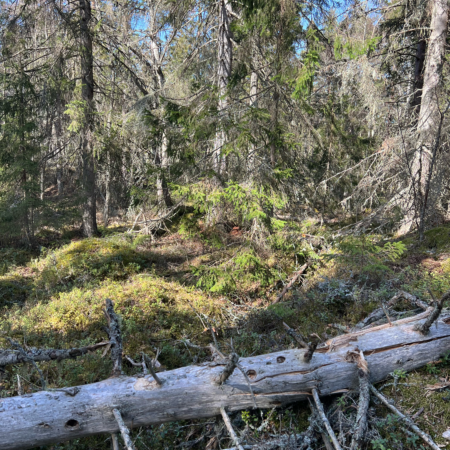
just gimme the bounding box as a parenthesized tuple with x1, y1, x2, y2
(346, 349, 369, 375)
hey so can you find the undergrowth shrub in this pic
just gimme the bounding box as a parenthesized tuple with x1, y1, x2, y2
(329, 235, 406, 280)
(192, 248, 277, 294)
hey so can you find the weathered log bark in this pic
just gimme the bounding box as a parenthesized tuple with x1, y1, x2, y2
(2, 309, 450, 450)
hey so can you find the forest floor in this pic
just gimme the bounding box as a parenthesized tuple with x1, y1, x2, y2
(2, 216, 450, 449)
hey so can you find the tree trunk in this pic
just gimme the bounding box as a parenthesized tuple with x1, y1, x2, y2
(406, 0, 449, 237)
(411, 38, 426, 116)
(214, 0, 232, 175)
(79, 0, 98, 237)
(248, 55, 258, 175)
(1, 309, 450, 450)
(40, 162, 45, 201)
(156, 133, 173, 208)
(150, 38, 173, 209)
(104, 149, 111, 227)
(56, 160, 63, 198)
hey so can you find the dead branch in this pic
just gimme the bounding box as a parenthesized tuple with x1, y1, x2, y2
(113, 409, 137, 450)
(415, 290, 450, 335)
(215, 353, 239, 385)
(354, 290, 429, 330)
(273, 263, 308, 304)
(369, 385, 440, 450)
(0, 341, 110, 368)
(7, 339, 46, 390)
(311, 388, 342, 450)
(389, 291, 429, 311)
(283, 322, 308, 348)
(220, 407, 245, 450)
(350, 351, 370, 450)
(222, 430, 318, 450)
(104, 299, 123, 376)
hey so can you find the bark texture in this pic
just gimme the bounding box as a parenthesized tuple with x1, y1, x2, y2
(79, 0, 98, 237)
(408, 0, 449, 235)
(1, 310, 450, 449)
(213, 0, 232, 174)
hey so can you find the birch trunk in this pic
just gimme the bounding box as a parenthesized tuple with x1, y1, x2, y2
(2, 309, 450, 450)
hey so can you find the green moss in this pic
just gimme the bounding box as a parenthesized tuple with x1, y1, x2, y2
(377, 368, 450, 448)
(0, 274, 217, 369)
(0, 274, 32, 306)
(3, 222, 450, 449)
(419, 226, 450, 251)
(33, 237, 155, 292)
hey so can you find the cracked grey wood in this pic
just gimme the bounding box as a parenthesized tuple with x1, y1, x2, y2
(2, 311, 450, 450)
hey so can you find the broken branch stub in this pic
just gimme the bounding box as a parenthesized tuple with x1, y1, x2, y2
(143, 353, 163, 386)
(215, 353, 239, 385)
(416, 291, 450, 335)
(2, 309, 450, 450)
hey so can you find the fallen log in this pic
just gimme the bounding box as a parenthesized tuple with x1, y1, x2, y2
(2, 309, 450, 450)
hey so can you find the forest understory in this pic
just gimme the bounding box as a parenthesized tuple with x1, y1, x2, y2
(3, 0, 450, 446)
(3, 214, 450, 449)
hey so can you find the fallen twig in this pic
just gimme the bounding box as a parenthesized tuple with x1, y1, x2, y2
(112, 408, 137, 450)
(312, 388, 342, 450)
(220, 407, 245, 450)
(7, 339, 46, 390)
(369, 385, 440, 450)
(111, 433, 120, 450)
(273, 263, 308, 304)
(283, 322, 308, 348)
